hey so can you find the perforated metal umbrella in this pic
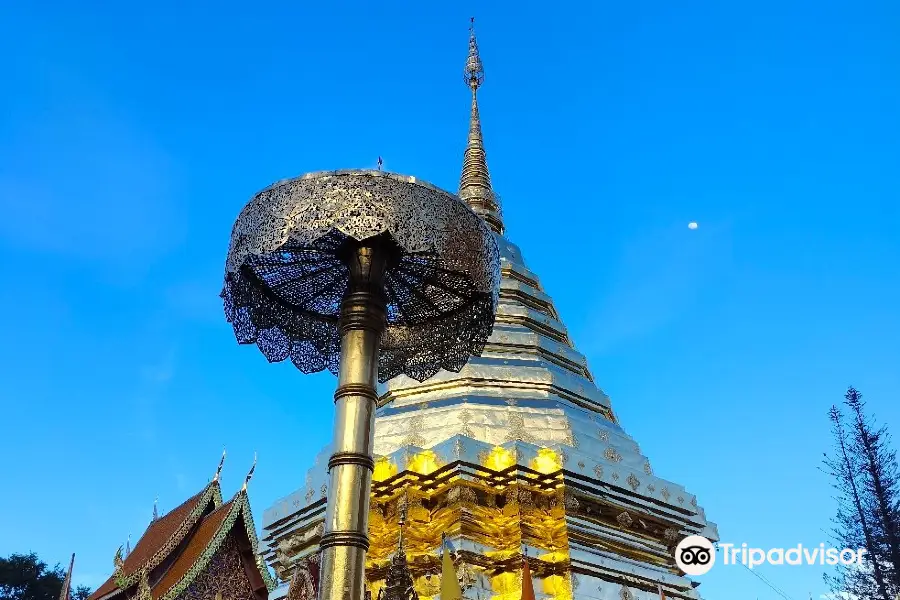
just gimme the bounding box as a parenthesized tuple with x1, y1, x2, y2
(221, 169, 500, 600)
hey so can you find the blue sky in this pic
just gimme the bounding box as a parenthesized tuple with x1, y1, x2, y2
(1, 1, 898, 599)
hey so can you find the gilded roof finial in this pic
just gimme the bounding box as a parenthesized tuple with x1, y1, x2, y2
(397, 502, 407, 552)
(464, 17, 484, 91)
(242, 453, 257, 491)
(377, 502, 418, 600)
(458, 18, 503, 235)
(214, 448, 226, 482)
(125, 534, 131, 557)
(113, 546, 126, 587)
(152, 496, 159, 522)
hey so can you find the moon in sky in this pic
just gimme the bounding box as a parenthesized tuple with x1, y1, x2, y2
(688, 222, 698, 230)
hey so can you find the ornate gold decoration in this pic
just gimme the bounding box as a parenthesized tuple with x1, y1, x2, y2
(604, 447, 622, 463)
(531, 448, 561, 473)
(137, 569, 152, 600)
(677, 496, 685, 505)
(593, 465, 604, 478)
(452, 438, 465, 458)
(647, 484, 656, 493)
(664, 528, 681, 542)
(507, 413, 533, 443)
(483, 446, 515, 471)
(459, 409, 475, 438)
(577, 460, 585, 470)
(611, 472, 620, 481)
(408, 450, 440, 475)
(661, 487, 671, 501)
(616, 512, 633, 527)
(373, 457, 398, 482)
(643, 462, 652, 475)
(305, 488, 315, 503)
(598, 430, 609, 442)
(518, 489, 534, 506)
(377, 514, 418, 600)
(563, 491, 579, 511)
(563, 425, 579, 447)
(619, 585, 633, 600)
(402, 416, 427, 448)
(626, 474, 640, 492)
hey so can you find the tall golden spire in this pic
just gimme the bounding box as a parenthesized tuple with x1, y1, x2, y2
(459, 17, 503, 235)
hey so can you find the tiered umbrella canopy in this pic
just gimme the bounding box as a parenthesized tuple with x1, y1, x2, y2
(222, 169, 501, 382)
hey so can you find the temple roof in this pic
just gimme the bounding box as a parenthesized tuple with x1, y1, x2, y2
(153, 490, 273, 600)
(91, 482, 222, 600)
(152, 498, 234, 599)
(91, 465, 275, 600)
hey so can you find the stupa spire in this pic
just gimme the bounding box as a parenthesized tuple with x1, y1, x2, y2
(459, 17, 503, 235)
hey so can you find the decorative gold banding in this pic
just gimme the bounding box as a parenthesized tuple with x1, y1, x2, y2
(339, 290, 387, 334)
(333, 384, 379, 403)
(328, 452, 375, 471)
(319, 531, 370, 550)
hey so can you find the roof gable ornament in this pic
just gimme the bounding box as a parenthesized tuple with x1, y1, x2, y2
(242, 453, 257, 492)
(214, 448, 226, 482)
(137, 570, 152, 600)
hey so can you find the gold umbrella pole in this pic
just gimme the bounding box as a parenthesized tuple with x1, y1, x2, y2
(319, 241, 389, 600)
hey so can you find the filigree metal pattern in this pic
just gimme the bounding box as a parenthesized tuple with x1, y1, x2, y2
(222, 170, 501, 382)
(174, 535, 254, 600)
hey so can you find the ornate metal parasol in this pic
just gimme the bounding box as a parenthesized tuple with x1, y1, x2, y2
(221, 169, 500, 600)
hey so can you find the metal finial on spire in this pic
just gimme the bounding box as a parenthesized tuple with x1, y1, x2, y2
(397, 502, 408, 551)
(152, 496, 159, 521)
(242, 453, 257, 491)
(214, 448, 226, 482)
(377, 156, 384, 171)
(458, 18, 503, 235)
(464, 17, 484, 91)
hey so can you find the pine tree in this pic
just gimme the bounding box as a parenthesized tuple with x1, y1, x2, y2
(824, 404, 890, 599)
(846, 387, 900, 592)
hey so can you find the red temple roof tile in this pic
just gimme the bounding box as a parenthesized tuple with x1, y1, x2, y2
(152, 499, 235, 600)
(89, 482, 219, 600)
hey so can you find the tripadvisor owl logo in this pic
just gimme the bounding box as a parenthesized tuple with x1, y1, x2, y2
(673, 535, 868, 576)
(674, 535, 716, 576)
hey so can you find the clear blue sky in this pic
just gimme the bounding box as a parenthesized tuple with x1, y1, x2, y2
(1, 1, 898, 599)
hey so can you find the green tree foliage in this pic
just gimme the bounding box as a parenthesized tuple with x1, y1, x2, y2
(0, 554, 91, 600)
